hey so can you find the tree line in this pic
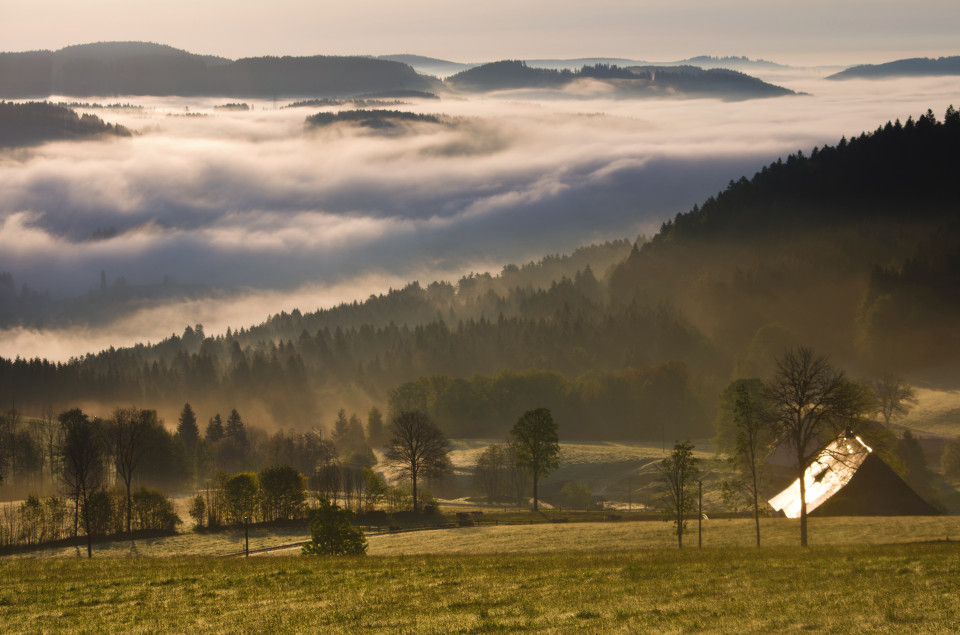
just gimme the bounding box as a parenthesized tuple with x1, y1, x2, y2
(1, 239, 726, 440)
(388, 364, 708, 440)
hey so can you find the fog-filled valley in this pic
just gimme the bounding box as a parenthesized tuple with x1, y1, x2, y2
(4, 0, 960, 626)
(2, 44, 960, 442)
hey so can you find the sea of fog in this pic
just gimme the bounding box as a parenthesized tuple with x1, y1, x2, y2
(2, 69, 960, 361)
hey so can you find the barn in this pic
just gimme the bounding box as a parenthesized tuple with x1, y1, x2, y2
(768, 434, 939, 517)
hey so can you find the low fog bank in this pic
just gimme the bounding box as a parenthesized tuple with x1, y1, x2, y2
(0, 267, 481, 362)
(3, 73, 960, 361)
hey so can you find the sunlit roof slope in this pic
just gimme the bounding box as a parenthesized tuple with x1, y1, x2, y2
(769, 435, 938, 517)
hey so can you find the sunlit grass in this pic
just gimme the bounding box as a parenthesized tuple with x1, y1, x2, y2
(360, 515, 960, 556)
(1, 543, 959, 633)
(903, 387, 960, 436)
(13, 514, 956, 560)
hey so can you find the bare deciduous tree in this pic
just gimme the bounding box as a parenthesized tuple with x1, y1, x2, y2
(385, 411, 451, 512)
(60, 408, 105, 558)
(767, 347, 872, 546)
(869, 374, 918, 428)
(104, 407, 158, 533)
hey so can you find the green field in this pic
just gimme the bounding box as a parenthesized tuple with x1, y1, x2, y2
(2, 542, 959, 633)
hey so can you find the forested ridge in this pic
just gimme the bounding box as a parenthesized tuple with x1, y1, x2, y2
(0, 42, 440, 98)
(609, 106, 960, 376)
(828, 56, 960, 80)
(0, 101, 131, 147)
(3, 108, 960, 442)
(444, 61, 794, 99)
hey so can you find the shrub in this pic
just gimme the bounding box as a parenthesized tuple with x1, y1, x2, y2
(302, 498, 367, 556)
(131, 487, 182, 532)
(225, 472, 259, 524)
(560, 481, 593, 510)
(83, 491, 114, 537)
(189, 494, 206, 530)
(259, 465, 306, 521)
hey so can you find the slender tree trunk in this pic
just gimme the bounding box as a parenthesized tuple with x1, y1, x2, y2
(411, 461, 418, 512)
(752, 463, 761, 548)
(532, 474, 539, 512)
(798, 465, 808, 547)
(125, 479, 132, 534)
(82, 488, 92, 559)
(677, 504, 683, 549)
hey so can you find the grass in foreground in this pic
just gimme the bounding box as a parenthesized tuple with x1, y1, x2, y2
(1, 543, 958, 633)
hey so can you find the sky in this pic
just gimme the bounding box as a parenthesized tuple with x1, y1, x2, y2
(2, 1, 959, 65)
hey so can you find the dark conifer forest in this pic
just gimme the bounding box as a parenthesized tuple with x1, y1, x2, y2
(0, 101, 131, 147)
(0, 42, 440, 98)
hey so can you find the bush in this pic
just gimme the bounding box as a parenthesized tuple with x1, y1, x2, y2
(259, 465, 306, 521)
(83, 491, 114, 537)
(131, 487, 182, 532)
(225, 472, 259, 524)
(560, 481, 593, 510)
(189, 494, 206, 529)
(302, 498, 367, 556)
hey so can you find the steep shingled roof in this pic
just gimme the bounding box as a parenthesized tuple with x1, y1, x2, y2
(769, 435, 938, 517)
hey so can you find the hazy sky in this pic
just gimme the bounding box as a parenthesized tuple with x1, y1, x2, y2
(2, 1, 959, 65)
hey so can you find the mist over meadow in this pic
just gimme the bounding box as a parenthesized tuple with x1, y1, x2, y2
(2, 70, 959, 361)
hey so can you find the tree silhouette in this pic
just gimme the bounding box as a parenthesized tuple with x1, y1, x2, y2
(385, 411, 451, 512)
(510, 408, 560, 512)
(59, 409, 104, 558)
(658, 440, 700, 549)
(766, 347, 872, 546)
(103, 407, 159, 533)
(176, 403, 199, 450)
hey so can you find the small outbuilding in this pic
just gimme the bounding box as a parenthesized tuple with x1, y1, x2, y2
(769, 434, 939, 517)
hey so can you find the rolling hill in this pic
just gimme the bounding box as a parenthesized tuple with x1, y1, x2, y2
(0, 42, 441, 98)
(827, 56, 960, 80)
(444, 61, 795, 99)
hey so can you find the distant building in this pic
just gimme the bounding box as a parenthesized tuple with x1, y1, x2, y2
(769, 434, 939, 517)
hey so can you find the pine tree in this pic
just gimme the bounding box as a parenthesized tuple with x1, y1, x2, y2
(225, 409, 247, 446)
(205, 414, 224, 443)
(177, 403, 200, 450)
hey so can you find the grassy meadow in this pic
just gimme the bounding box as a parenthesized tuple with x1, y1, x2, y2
(11, 513, 959, 559)
(903, 387, 960, 437)
(3, 424, 959, 632)
(1, 542, 958, 633)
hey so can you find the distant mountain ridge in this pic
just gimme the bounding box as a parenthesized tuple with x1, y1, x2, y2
(0, 41, 441, 98)
(0, 43, 792, 97)
(827, 56, 960, 80)
(377, 55, 475, 78)
(380, 54, 790, 77)
(444, 60, 795, 100)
